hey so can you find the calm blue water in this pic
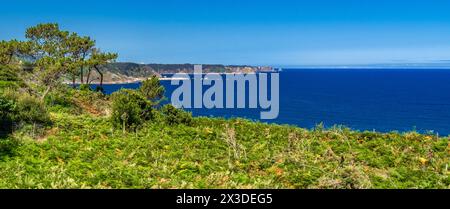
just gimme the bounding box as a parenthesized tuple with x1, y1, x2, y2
(95, 69, 450, 135)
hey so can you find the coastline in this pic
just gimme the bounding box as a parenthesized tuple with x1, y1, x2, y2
(64, 71, 277, 85)
(63, 76, 190, 85)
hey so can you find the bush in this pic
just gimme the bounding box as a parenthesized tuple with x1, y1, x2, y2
(2, 89, 51, 125)
(0, 65, 23, 90)
(139, 76, 165, 105)
(111, 89, 153, 131)
(14, 94, 51, 124)
(0, 94, 15, 137)
(161, 104, 192, 126)
(79, 84, 91, 91)
(0, 66, 20, 82)
(0, 94, 14, 117)
(0, 137, 20, 160)
(45, 88, 74, 108)
(0, 81, 20, 90)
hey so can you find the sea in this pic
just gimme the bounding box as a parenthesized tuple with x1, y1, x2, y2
(93, 68, 450, 136)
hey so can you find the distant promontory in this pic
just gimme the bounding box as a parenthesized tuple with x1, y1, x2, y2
(83, 62, 274, 84)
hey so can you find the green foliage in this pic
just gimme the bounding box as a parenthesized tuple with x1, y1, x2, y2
(25, 23, 68, 57)
(0, 66, 22, 137)
(0, 113, 447, 188)
(65, 86, 109, 116)
(0, 66, 19, 82)
(0, 94, 15, 137)
(0, 41, 14, 65)
(44, 87, 78, 113)
(45, 89, 72, 107)
(89, 49, 118, 86)
(111, 89, 153, 131)
(0, 137, 20, 160)
(139, 75, 165, 104)
(14, 95, 50, 125)
(0, 94, 14, 118)
(0, 40, 32, 65)
(2, 89, 50, 125)
(1, 88, 51, 139)
(161, 104, 193, 126)
(78, 84, 91, 91)
(17, 23, 118, 99)
(110, 76, 167, 131)
(0, 65, 24, 90)
(1, 23, 118, 106)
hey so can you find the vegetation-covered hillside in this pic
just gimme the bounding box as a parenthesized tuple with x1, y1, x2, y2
(105, 63, 267, 76)
(95, 62, 273, 84)
(0, 107, 449, 188)
(0, 23, 449, 189)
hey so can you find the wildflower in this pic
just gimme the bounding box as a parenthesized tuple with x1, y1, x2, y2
(419, 157, 428, 165)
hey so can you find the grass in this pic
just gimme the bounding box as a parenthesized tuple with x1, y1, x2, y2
(0, 111, 448, 189)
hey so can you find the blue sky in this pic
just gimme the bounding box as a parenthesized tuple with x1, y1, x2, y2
(1, 0, 450, 66)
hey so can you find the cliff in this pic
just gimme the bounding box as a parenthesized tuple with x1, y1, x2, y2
(83, 63, 273, 84)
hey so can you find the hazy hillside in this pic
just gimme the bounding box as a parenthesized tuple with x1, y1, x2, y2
(89, 63, 274, 83)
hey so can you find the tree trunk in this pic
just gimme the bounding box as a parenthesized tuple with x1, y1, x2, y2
(41, 86, 51, 101)
(7, 53, 14, 65)
(80, 67, 84, 84)
(123, 120, 126, 134)
(95, 66, 103, 87)
(86, 67, 92, 85)
(72, 75, 76, 88)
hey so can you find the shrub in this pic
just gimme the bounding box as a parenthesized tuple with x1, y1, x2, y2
(2, 89, 50, 125)
(139, 76, 165, 105)
(111, 89, 153, 131)
(0, 94, 15, 137)
(68, 86, 110, 115)
(0, 81, 19, 90)
(0, 65, 23, 90)
(0, 137, 19, 159)
(13, 93, 51, 124)
(161, 104, 193, 126)
(0, 94, 14, 117)
(45, 87, 73, 108)
(0, 66, 20, 82)
(79, 84, 91, 91)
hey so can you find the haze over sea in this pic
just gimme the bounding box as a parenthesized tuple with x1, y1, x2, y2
(97, 68, 450, 136)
